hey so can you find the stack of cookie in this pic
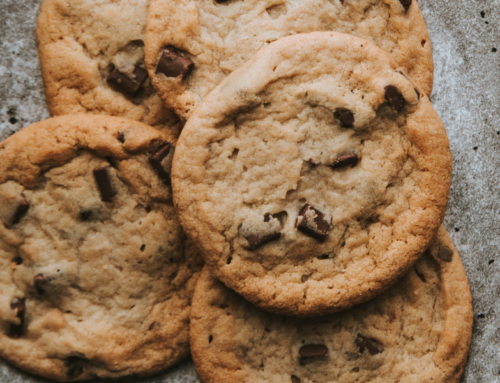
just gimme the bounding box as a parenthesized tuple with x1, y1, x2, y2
(0, 0, 472, 382)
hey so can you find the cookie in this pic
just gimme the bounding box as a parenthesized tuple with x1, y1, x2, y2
(172, 32, 452, 316)
(36, 0, 180, 137)
(191, 226, 473, 383)
(144, 0, 434, 120)
(0, 116, 203, 381)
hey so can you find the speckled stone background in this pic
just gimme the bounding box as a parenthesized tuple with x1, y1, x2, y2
(0, 0, 498, 381)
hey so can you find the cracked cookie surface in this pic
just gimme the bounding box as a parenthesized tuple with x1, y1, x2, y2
(191, 227, 472, 383)
(172, 32, 452, 316)
(0, 116, 203, 381)
(36, 0, 181, 137)
(145, 0, 433, 120)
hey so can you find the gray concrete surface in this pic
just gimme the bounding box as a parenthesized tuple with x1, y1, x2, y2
(0, 0, 498, 381)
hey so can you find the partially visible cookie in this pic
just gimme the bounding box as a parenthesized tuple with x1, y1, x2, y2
(172, 32, 452, 316)
(36, 0, 180, 137)
(191, 226, 473, 383)
(145, 0, 434, 120)
(0, 116, 203, 381)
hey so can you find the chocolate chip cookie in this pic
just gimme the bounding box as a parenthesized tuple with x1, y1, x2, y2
(0, 115, 203, 381)
(191, 227, 472, 383)
(145, 0, 434, 120)
(36, 0, 180, 137)
(172, 32, 452, 316)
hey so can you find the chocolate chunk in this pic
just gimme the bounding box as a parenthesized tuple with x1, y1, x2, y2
(8, 299, 25, 339)
(79, 210, 92, 221)
(331, 153, 359, 169)
(399, 0, 412, 11)
(215, 0, 229, 2)
(107, 66, 148, 97)
(245, 232, 281, 250)
(296, 204, 330, 241)
(149, 144, 175, 185)
(291, 375, 301, 383)
(385, 85, 405, 112)
(334, 109, 355, 128)
(355, 334, 383, 355)
(13, 256, 23, 265)
(65, 357, 86, 378)
(299, 344, 328, 364)
(34, 274, 47, 295)
(437, 246, 453, 262)
(156, 47, 194, 78)
(318, 254, 329, 260)
(93, 167, 117, 202)
(117, 131, 126, 143)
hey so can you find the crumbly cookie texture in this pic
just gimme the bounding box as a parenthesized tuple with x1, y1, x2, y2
(191, 227, 473, 383)
(36, 0, 181, 137)
(0, 116, 203, 381)
(145, 0, 433, 120)
(172, 32, 452, 316)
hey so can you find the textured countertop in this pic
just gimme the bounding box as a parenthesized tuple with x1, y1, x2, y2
(0, 0, 499, 382)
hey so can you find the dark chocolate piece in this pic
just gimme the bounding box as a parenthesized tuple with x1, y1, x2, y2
(299, 344, 328, 364)
(331, 153, 359, 169)
(296, 204, 330, 241)
(437, 246, 453, 262)
(399, 0, 412, 11)
(107, 66, 148, 97)
(79, 210, 92, 221)
(385, 85, 405, 112)
(291, 375, 301, 383)
(34, 274, 47, 295)
(8, 299, 25, 339)
(12, 198, 29, 225)
(355, 334, 383, 355)
(334, 109, 355, 128)
(156, 47, 194, 78)
(93, 167, 117, 202)
(215, 0, 229, 2)
(65, 357, 86, 378)
(149, 144, 174, 185)
(245, 232, 281, 250)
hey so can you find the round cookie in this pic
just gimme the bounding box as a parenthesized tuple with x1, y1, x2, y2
(191, 227, 473, 383)
(145, 0, 434, 120)
(172, 32, 452, 316)
(0, 116, 204, 381)
(36, 0, 180, 137)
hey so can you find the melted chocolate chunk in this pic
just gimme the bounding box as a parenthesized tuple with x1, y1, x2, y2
(12, 198, 29, 225)
(149, 144, 174, 185)
(65, 357, 86, 378)
(299, 344, 328, 364)
(399, 0, 412, 11)
(93, 167, 117, 202)
(296, 204, 330, 241)
(291, 375, 301, 383)
(437, 246, 453, 262)
(156, 47, 194, 78)
(355, 334, 383, 355)
(8, 299, 25, 338)
(79, 210, 92, 221)
(34, 274, 47, 295)
(331, 153, 359, 169)
(385, 85, 405, 112)
(107, 66, 148, 97)
(334, 109, 355, 128)
(245, 232, 281, 250)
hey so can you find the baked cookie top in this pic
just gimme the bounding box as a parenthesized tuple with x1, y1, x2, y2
(145, 0, 433, 120)
(172, 32, 452, 316)
(36, 0, 180, 137)
(191, 226, 472, 383)
(0, 116, 203, 381)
